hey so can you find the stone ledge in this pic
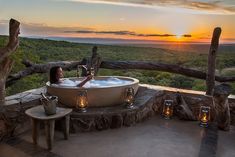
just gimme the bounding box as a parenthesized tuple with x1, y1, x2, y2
(4, 85, 235, 107)
(5, 87, 46, 106)
(66, 87, 159, 132)
(1, 84, 235, 140)
(141, 84, 235, 99)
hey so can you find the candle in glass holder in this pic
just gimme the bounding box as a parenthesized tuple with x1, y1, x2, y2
(124, 87, 135, 108)
(76, 90, 88, 112)
(162, 100, 174, 119)
(199, 106, 210, 127)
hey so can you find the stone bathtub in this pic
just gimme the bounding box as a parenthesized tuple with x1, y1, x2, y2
(46, 76, 139, 107)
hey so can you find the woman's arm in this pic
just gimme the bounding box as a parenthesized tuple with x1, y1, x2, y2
(77, 75, 92, 87)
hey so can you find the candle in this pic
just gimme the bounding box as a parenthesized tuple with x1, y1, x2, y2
(76, 90, 88, 112)
(199, 106, 210, 127)
(162, 100, 174, 119)
(124, 87, 135, 108)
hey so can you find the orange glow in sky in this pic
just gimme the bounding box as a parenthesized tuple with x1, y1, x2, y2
(0, 0, 235, 43)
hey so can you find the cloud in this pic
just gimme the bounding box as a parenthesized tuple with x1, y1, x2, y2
(183, 34, 192, 37)
(64, 30, 192, 38)
(0, 20, 94, 36)
(65, 0, 235, 14)
(20, 22, 93, 36)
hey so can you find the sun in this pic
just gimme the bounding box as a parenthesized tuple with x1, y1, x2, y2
(176, 35, 182, 39)
(173, 34, 185, 42)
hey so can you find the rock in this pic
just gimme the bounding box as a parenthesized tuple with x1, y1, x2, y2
(95, 116, 111, 130)
(175, 93, 196, 121)
(214, 83, 232, 96)
(213, 83, 232, 131)
(123, 112, 136, 126)
(0, 119, 7, 141)
(110, 115, 123, 129)
(70, 118, 96, 132)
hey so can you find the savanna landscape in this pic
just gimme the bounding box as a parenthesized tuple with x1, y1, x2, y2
(1, 35, 234, 95)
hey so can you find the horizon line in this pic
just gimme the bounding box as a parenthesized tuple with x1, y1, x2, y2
(1, 34, 235, 45)
(23, 35, 235, 45)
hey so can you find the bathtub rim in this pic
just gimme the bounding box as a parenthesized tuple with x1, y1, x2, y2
(46, 76, 139, 90)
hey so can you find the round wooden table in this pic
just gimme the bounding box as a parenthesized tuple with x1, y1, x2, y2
(25, 105, 72, 150)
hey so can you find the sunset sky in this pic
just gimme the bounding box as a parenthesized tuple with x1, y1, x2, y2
(1, 0, 235, 43)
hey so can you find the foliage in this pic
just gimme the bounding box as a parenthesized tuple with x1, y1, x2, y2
(0, 35, 234, 95)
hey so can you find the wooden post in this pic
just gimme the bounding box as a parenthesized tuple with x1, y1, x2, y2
(0, 19, 20, 106)
(86, 46, 102, 76)
(44, 120, 55, 150)
(63, 115, 70, 140)
(206, 27, 222, 95)
(32, 118, 39, 144)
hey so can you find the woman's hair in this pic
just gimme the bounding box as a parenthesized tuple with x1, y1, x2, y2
(50, 66, 61, 84)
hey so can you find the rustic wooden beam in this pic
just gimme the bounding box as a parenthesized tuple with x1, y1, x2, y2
(0, 19, 20, 63)
(90, 46, 102, 76)
(206, 27, 222, 95)
(0, 19, 20, 105)
(0, 59, 14, 104)
(0, 19, 20, 141)
(6, 60, 235, 87)
(100, 61, 235, 82)
(6, 61, 82, 87)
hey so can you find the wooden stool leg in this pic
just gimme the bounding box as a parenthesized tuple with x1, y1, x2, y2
(32, 118, 39, 145)
(45, 120, 55, 150)
(64, 115, 70, 140)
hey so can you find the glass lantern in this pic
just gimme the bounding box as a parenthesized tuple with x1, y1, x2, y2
(124, 87, 135, 108)
(76, 90, 88, 112)
(162, 100, 174, 119)
(199, 106, 210, 127)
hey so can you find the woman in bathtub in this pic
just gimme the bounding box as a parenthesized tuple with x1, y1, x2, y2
(50, 66, 92, 87)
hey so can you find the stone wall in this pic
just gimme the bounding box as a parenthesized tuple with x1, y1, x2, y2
(0, 88, 44, 141)
(1, 85, 235, 141)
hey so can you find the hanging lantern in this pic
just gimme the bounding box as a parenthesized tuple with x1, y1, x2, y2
(162, 100, 174, 119)
(124, 87, 135, 108)
(199, 106, 210, 127)
(76, 90, 88, 112)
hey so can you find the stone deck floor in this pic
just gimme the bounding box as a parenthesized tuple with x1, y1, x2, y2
(1, 116, 235, 157)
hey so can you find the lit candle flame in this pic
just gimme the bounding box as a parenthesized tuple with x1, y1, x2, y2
(165, 107, 170, 115)
(76, 96, 87, 108)
(201, 114, 208, 123)
(80, 98, 85, 108)
(127, 95, 133, 103)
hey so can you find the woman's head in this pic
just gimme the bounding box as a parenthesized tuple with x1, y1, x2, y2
(50, 66, 64, 84)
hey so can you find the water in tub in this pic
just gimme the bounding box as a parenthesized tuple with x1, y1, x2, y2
(55, 77, 132, 88)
